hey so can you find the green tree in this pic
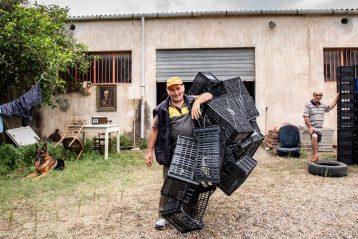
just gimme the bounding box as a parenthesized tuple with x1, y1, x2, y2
(0, 2, 90, 104)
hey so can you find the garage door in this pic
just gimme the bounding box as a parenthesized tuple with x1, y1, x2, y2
(156, 48, 255, 82)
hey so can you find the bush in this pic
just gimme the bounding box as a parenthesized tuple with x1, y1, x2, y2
(0, 144, 22, 175)
(120, 136, 133, 147)
(138, 139, 147, 150)
(0, 143, 41, 175)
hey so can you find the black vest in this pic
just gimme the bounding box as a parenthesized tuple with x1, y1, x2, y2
(153, 94, 192, 166)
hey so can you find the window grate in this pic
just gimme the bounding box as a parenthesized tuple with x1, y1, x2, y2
(60, 51, 132, 84)
(324, 48, 358, 82)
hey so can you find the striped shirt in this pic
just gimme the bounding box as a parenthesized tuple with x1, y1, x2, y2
(303, 100, 330, 132)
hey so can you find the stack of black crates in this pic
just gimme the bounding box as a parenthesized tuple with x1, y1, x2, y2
(336, 66, 358, 165)
(161, 72, 264, 233)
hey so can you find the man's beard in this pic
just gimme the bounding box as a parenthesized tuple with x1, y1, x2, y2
(171, 94, 184, 103)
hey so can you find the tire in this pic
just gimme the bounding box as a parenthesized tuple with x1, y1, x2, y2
(308, 160, 348, 177)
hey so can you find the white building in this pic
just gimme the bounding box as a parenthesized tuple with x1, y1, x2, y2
(40, 9, 358, 143)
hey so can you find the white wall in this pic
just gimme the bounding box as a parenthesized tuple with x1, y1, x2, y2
(40, 14, 358, 143)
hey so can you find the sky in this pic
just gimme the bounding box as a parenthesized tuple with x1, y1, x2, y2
(30, 0, 357, 16)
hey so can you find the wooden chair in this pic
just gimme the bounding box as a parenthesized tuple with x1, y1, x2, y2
(93, 120, 112, 153)
(55, 120, 86, 160)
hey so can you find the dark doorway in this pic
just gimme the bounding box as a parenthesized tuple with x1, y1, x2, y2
(156, 81, 256, 105)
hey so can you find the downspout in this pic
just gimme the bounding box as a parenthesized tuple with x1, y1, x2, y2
(140, 16, 145, 139)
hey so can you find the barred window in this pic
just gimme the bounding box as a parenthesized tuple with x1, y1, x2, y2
(324, 48, 358, 82)
(60, 51, 132, 84)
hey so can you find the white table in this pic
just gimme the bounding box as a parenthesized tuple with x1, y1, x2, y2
(82, 124, 120, 159)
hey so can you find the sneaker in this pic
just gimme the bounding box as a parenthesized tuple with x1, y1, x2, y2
(154, 217, 168, 230)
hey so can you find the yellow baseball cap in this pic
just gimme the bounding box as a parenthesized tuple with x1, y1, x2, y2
(166, 76, 183, 88)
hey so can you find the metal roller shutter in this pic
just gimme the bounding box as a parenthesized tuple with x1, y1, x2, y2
(156, 48, 255, 82)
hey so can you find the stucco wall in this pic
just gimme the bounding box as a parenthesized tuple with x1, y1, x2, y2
(40, 14, 358, 143)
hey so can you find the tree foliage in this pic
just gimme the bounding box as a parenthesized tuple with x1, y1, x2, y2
(0, 2, 90, 104)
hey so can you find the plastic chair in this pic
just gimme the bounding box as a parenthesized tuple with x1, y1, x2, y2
(276, 124, 300, 157)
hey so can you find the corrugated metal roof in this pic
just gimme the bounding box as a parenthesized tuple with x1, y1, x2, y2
(68, 9, 358, 21)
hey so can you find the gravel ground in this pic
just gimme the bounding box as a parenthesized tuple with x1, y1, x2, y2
(1, 148, 358, 239)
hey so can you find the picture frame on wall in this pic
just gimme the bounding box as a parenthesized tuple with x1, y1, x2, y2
(96, 84, 117, 112)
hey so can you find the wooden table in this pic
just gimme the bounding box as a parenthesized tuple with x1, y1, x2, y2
(82, 124, 120, 159)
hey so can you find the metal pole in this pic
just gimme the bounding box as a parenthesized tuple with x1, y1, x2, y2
(140, 16, 145, 139)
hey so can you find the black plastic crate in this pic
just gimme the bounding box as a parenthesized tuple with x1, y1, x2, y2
(229, 131, 265, 159)
(339, 98, 357, 106)
(337, 75, 356, 83)
(195, 114, 214, 128)
(337, 124, 358, 130)
(337, 146, 358, 157)
(250, 119, 261, 133)
(193, 126, 222, 183)
(338, 138, 358, 147)
(337, 119, 358, 128)
(216, 154, 257, 196)
(161, 176, 200, 203)
(168, 136, 198, 184)
(162, 183, 216, 233)
(337, 115, 358, 122)
(205, 96, 253, 142)
(187, 72, 220, 96)
(337, 116, 358, 128)
(338, 100, 356, 109)
(339, 93, 356, 101)
(337, 156, 358, 165)
(337, 109, 358, 118)
(339, 89, 356, 94)
(210, 77, 259, 120)
(338, 129, 358, 139)
(338, 84, 356, 92)
(337, 66, 355, 77)
(338, 106, 356, 112)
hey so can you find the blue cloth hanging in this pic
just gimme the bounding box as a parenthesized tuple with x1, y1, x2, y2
(0, 83, 42, 126)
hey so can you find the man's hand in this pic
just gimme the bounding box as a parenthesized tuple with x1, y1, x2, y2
(146, 150, 154, 167)
(191, 92, 213, 120)
(308, 126, 316, 135)
(191, 100, 202, 120)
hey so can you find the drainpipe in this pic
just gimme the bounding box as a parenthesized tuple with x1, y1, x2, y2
(140, 16, 145, 139)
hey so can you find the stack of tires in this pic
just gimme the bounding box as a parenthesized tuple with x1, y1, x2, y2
(161, 73, 264, 233)
(336, 66, 358, 165)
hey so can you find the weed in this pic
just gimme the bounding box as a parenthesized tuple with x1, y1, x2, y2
(7, 209, 14, 227)
(120, 135, 133, 147)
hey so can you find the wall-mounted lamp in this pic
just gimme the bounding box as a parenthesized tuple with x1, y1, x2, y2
(269, 21, 276, 29)
(69, 24, 76, 31)
(341, 18, 349, 24)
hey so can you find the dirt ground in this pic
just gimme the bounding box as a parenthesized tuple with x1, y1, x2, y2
(1, 148, 358, 239)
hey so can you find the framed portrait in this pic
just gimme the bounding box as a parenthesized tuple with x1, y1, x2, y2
(96, 84, 117, 111)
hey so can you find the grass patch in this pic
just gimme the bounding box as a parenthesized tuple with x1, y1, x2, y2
(0, 150, 146, 219)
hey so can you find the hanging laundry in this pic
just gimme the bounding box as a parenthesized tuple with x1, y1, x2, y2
(0, 84, 42, 126)
(0, 108, 3, 133)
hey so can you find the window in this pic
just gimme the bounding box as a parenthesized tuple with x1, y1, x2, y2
(324, 48, 358, 82)
(60, 51, 132, 84)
